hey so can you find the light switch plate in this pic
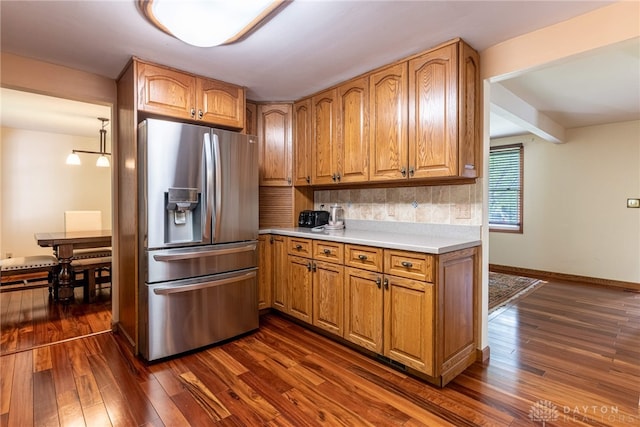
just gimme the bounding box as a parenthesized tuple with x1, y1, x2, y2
(627, 198, 640, 208)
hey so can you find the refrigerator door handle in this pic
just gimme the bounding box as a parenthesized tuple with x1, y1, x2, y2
(152, 243, 257, 262)
(212, 132, 222, 242)
(153, 270, 257, 295)
(204, 132, 213, 241)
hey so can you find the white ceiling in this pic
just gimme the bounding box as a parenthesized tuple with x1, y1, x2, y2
(1, 1, 638, 140)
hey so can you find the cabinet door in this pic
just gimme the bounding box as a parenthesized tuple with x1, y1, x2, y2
(293, 98, 312, 186)
(245, 101, 258, 136)
(257, 104, 293, 186)
(257, 235, 272, 310)
(288, 255, 313, 323)
(408, 43, 457, 178)
(337, 77, 369, 183)
(383, 275, 433, 375)
(271, 235, 288, 312)
(312, 89, 337, 185)
(196, 77, 244, 129)
(369, 63, 408, 182)
(137, 62, 196, 120)
(313, 261, 344, 336)
(344, 267, 383, 353)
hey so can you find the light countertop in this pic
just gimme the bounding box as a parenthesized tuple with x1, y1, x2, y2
(260, 220, 481, 255)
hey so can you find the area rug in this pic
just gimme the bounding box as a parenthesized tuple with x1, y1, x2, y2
(489, 272, 545, 312)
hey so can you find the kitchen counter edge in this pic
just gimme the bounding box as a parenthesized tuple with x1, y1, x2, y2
(259, 227, 481, 255)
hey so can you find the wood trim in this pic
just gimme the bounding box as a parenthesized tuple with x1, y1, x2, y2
(489, 264, 640, 292)
(476, 346, 490, 363)
(310, 177, 476, 191)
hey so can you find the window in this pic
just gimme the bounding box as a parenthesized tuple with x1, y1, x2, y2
(489, 143, 523, 233)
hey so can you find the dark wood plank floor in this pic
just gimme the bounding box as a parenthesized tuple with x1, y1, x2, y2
(0, 286, 111, 356)
(0, 280, 638, 426)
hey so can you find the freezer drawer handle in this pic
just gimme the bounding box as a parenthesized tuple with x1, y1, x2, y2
(152, 244, 257, 262)
(153, 271, 256, 295)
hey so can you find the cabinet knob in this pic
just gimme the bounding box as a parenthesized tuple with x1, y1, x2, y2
(287, 177, 292, 185)
(336, 173, 341, 182)
(306, 176, 311, 184)
(312, 262, 317, 272)
(307, 261, 312, 271)
(323, 249, 331, 255)
(400, 167, 407, 177)
(198, 109, 204, 119)
(358, 254, 368, 261)
(190, 108, 196, 118)
(375, 277, 381, 288)
(296, 244, 302, 250)
(383, 278, 389, 290)
(332, 173, 337, 182)
(401, 261, 413, 268)
(409, 166, 415, 177)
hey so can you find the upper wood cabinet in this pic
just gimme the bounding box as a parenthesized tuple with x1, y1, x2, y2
(245, 101, 258, 135)
(293, 98, 312, 186)
(136, 60, 245, 129)
(369, 63, 408, 182)
(309, 79, 370, 185)
(408, 41, 479, 179)
(311, 89, 337, 185)
(294, 38, 479, 186)
(337, 76, 369, 183)
(257, 103, 293, 186)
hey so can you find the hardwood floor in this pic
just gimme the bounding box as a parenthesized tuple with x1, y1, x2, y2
(0, 280, 638, 426)
(0, 286, 111, 356)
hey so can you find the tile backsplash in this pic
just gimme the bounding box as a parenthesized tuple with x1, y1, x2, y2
(314, 180, 482, 226)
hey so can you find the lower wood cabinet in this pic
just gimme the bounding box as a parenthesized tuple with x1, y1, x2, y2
(264, 234, 478, 387)
(287, 255, 313, 323)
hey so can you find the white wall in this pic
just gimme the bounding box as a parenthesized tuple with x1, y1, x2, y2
(489, 120, 640, 283)
(1, 127, 112, 258)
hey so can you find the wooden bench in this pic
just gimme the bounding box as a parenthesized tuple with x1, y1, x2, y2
(0, 255, 58, 292)
(71, 257, 112, 303)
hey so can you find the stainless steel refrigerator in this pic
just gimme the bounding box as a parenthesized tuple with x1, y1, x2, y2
(138, 118, 258, 361)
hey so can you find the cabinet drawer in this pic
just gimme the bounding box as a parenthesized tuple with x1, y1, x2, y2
(287, 237, 312, 257)
(384, 250, 433, 282)
(313, 241, 344, 264)
(345, 245, 383, 272)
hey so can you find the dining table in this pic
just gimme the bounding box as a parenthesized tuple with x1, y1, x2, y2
(35, 230, 112, 302)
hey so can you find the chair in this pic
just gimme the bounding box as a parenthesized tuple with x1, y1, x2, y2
(64, 210, 111, 301)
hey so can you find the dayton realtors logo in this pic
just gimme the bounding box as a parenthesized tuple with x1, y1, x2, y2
(529, 400, 636, 425)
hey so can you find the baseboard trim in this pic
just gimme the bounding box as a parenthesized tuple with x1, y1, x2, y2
(489, 264, 640, 292)
(476, 346, 490, 364)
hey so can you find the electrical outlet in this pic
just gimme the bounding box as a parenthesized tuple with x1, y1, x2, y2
(627, 198, 640, 208)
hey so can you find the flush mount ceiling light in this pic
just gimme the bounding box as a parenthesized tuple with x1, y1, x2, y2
(139, 0, 288, 47)
(66, 117, 111, 168)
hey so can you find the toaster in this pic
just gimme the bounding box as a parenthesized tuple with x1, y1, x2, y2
(298, 210, 330, 228)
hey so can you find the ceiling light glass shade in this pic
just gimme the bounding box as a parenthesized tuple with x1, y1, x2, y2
(141, 0, 286, 47)
(96, 155, 110, 168)
(66, 152, 81, 165)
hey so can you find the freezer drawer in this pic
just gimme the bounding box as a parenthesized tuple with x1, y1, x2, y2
(140, 268, 258, 361)
(146, 241, 257, 284)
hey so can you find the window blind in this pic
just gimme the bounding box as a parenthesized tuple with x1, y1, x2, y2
(489, 144, 522, 230)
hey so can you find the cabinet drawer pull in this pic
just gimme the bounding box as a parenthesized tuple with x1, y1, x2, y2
(295, 244, 302, 250)
(323, 249, 331, 255)
(384, 278, 389, 290)
(401, 261, 413, 268)
(358, 254, 368, 261)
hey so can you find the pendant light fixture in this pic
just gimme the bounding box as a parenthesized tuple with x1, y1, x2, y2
(138, 0, 288, 47)
(66, 117, 111, 168)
